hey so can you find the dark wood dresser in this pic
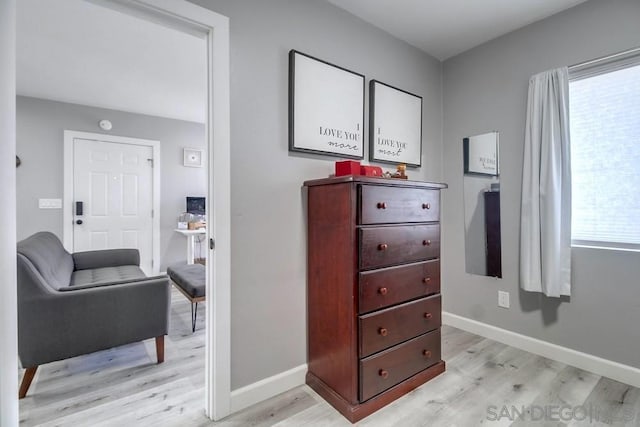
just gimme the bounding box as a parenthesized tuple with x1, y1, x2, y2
(304, 175, 447, 422)
(484, 191, 502, 278)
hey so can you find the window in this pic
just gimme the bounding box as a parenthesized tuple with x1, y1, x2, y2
(569, 55, 640, 249)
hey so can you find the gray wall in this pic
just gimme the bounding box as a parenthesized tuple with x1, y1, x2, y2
(16, 96, 206, 271)
(442, 0, 640, 368)
(188, 0, 443, 389)
(0, 0, 19, 425)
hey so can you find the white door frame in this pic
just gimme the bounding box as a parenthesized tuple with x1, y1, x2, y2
(0, 1, 18, 425)
(63, 130, 161, 275)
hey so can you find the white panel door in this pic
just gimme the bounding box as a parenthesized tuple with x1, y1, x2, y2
(73, 138, 154, 274)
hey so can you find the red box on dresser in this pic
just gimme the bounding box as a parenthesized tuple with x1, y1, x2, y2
(335, 160, 361, 177)
(360, 165, 383, 177)
(304, 175, 447, 423)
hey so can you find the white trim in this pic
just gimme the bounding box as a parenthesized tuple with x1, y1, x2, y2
(442, 312, 640, 389)
(571, 240, 640, 253)
(0, 1, 18, 425)
(203, 6, 232, 421)
(96, 0, 232, 420)
(230, 364, 308, 414)
(568, 46, 640, 81)
(63, 130, 161, 275)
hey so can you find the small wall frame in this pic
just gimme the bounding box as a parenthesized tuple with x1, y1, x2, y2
(288, 50, 365, 159)
(369, 80, 423, 167)
(183, 148, 204, 168)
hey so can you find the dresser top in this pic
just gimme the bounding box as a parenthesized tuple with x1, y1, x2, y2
(304, 175, 448, 189)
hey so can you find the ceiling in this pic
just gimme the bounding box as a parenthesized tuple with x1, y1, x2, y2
(17, 0, 207, 123)
(327, 0, 589, 60)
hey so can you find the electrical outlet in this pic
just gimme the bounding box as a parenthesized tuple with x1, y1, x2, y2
(498, 291, 510, 309)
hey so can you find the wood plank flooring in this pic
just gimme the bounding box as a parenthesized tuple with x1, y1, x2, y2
(19, 293, 640, 426)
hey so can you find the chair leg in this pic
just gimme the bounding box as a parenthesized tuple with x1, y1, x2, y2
(19, 366, 38, 399)
(191, 301, 199, 333)
(155, 336, 165, 364)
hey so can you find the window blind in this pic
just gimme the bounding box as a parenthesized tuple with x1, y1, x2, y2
(569, 62, 640, 248)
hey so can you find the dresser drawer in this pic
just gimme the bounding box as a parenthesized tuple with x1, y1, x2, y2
(359, 185, 439, 225)
(359, 295, 441, 357)
(359, 260, 440, 314)
(360, 329, 441, 401)
(359, 224, 440, 270)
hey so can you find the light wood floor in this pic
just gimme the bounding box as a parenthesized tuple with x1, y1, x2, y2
(19, 291, 640, 426)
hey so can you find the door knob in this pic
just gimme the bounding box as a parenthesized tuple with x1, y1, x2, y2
(76, 220, 83, 225)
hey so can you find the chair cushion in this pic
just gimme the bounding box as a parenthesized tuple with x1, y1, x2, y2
(70, 265, 146, 287)
(17, 232, 74, 290)
(167, 264, 206, 298)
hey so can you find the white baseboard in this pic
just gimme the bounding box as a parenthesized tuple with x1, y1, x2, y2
(230, 364, 307, 413)
(442, 312, 640, 389)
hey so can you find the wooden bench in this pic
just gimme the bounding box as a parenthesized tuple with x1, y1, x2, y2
(166, 264, 206, 332)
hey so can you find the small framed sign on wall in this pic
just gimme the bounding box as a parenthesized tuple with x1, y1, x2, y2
(369, 80, 423, 167)
(289, 50, 365, 159)
(463, 131, 499, 176)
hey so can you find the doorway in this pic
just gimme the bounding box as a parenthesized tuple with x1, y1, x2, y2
(9, 0, 231, 423)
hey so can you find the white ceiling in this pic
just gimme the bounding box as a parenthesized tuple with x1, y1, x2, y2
(327, 0, 589, 60)
(17, 0, 207, 123)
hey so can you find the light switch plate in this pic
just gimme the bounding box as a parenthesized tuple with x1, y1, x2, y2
(39, 198, 62, 209)
(498, 291, 510, 309)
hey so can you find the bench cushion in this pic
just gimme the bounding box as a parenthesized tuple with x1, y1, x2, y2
(167, 264, 206, 298)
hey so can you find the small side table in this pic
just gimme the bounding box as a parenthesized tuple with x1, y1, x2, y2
(174, 229, 206, 264)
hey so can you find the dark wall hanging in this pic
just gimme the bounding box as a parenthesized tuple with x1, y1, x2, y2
(369, 80, 423, 167)
(289, 50, 365, 159)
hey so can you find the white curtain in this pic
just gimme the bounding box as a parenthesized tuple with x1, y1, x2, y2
(520, 67, 572, 297)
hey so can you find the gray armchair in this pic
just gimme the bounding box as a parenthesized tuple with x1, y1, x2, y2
(17, 232, 170, 398)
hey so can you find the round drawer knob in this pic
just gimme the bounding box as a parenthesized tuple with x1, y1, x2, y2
(424, 312, 433, 319)
(423, 350, 432, 358)
(378, 243, 388, 251)
(378, 287, 388, 296)
(423, 277, 431, 284)
(377, 202, 387, 209)
(379, 369, 389, 379)
(422, 203, 431, 209)
(379, 327, 388, 336)
(423, 239, 431, 246)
